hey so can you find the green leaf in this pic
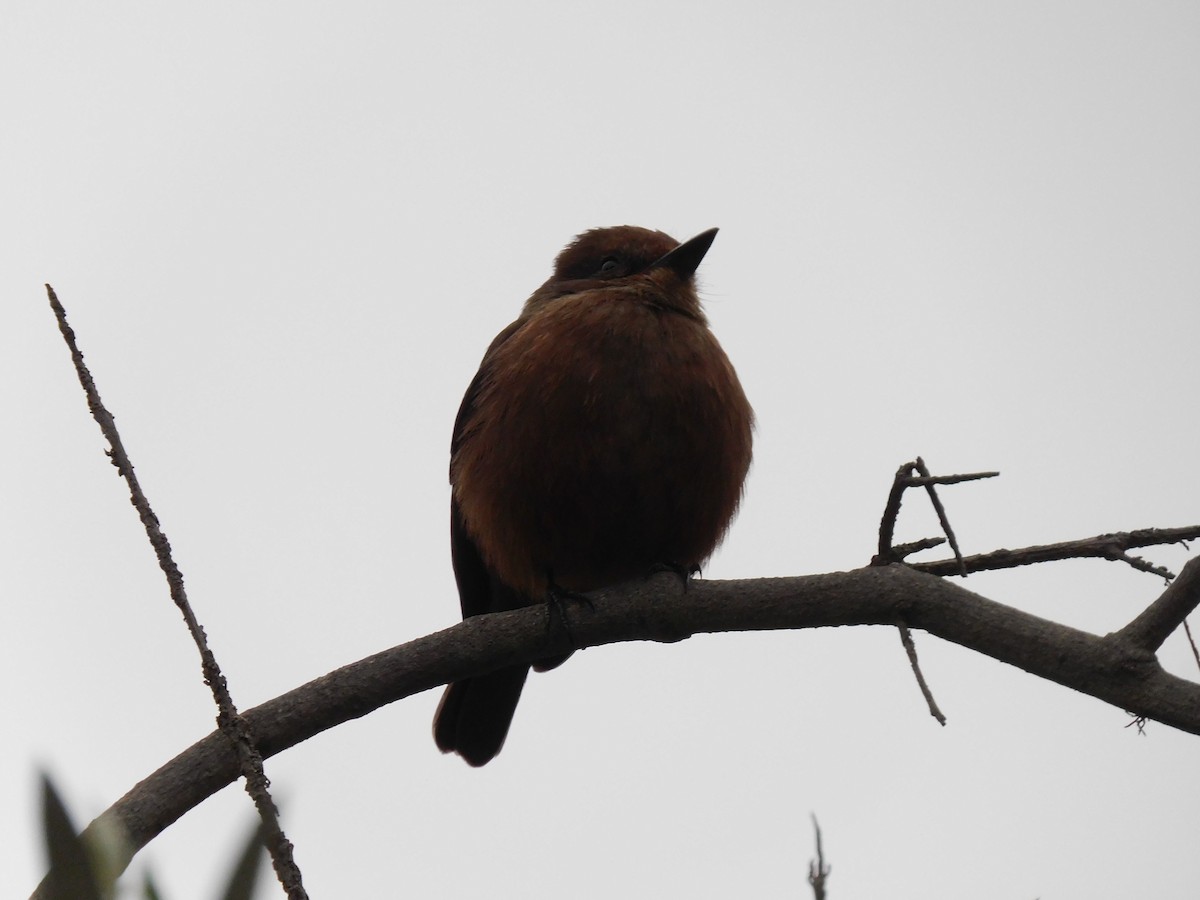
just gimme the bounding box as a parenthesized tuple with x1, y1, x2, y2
(40, 773, 105, 900)
(217, 821, 268, 900)
(142, 870, 166, 900)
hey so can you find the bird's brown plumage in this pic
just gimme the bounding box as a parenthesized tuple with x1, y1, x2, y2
(434, 226, 753, 766)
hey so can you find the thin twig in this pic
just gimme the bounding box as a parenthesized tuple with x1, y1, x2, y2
(876, 461, 915, 561)
(914, 457, 967, 577)
(891, 537, 946, 560)
(45, 285, 307, 900)
(911, 526, 1200, 578)
(1183, 620, 1200, 673)
(808, 814, 830, 900)
(1125, 714, 1148, 735)
(904, 473, 1001, 487)
(1109, 552, 1176, 581)
(897, 621, 947, 725)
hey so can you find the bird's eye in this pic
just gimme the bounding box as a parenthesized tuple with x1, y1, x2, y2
(599, 256, 620, 274)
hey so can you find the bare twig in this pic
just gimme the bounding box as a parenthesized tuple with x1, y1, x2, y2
(897, 622, 947, 725)
(874, 458, 998, 570)
(808, 814, 830, 900)
(876, 461, 916, 560)
(914, 457, 968, 576)
(911, 526, 1200, 578)
(891, 537, 946, 560)
(904, 473, 1001, 487)
(1111, 553, 1176, 581)
(44, 285, 307, 899)
(1125, 714, 1148, 735)
(1184, 620, 1200, 673)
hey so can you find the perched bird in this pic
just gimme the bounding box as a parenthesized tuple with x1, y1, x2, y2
(433, 225, 753, 766)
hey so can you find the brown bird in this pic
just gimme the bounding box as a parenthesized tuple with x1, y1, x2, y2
(433, 225, 753, 766)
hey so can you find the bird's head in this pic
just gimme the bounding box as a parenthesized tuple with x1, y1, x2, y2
(522, 225, 718, 320)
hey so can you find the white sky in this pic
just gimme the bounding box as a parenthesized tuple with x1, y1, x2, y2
(3, 3, 1199, 897)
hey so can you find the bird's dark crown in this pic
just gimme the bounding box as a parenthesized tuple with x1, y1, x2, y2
(552, 226, 679, 283)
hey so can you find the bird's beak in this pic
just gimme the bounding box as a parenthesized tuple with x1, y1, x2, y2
(649, 227, 719, 279)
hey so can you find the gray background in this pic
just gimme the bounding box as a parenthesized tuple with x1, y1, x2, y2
(3, 3, 1198, 897)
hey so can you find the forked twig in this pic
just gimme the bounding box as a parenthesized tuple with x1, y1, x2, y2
(874, 457, 998, 573)
(44, 285, 307, 900)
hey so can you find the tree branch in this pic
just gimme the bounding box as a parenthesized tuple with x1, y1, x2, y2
(911, 526, 1200, 578)
(1116, 557, 1200, 652)
(34, 561, 1200, 897)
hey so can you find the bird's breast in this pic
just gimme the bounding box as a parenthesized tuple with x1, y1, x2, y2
(453, 290, 752, 596)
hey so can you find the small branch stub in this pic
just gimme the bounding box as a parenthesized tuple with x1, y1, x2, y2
(808, 814, 830, 900)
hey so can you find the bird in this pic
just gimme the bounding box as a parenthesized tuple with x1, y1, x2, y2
(433, 225, 753, 766)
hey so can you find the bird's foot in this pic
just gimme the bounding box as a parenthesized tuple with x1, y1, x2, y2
(543, 570, 594, 648)
(647, 561, 701, 592)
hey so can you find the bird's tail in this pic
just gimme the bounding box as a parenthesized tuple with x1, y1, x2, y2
(433, 665, 530, 767)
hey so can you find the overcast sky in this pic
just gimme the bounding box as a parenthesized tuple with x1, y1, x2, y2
(3, 3, 1199, 898)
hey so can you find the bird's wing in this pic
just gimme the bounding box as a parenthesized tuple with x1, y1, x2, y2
(450, 319, 524, 459)
(449, 318, 526, 619)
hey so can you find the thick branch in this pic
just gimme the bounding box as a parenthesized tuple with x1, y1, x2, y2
(39, 563, 1200, 897)
(1117, 557, 1200, 652)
